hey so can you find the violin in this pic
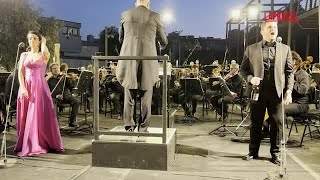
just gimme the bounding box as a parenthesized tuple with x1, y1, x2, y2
(65, 72, 79, 80)
(224, 71, 238, 81)
(58, 71, 78, 79)
(50, 72, 78, 96)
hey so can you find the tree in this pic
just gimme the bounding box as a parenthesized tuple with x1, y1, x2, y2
(0, 0, 40, 70)
(99, 26, 121, 56)
(0, 0, 62, 70)
(39, 17, 63, 64)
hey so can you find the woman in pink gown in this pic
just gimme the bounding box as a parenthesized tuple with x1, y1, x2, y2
(14, 31, 64, 156)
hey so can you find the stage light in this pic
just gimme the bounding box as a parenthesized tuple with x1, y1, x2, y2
(231, 9, 241, 19)
(248, 6, 258, 19)
(161, 8, 175, 25)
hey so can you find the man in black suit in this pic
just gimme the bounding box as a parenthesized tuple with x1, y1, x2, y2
(240, 21, 294, 165)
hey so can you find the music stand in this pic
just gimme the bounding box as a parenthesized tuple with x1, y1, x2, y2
(208, 77, 237, 136)
(0, 73, 10, 94)
(311, 73, 320, 84)
(71, 70, 93, 133)
(0, 73, 12, 132)
(180, 78, 204, 125)
(67, 68, 80, 75)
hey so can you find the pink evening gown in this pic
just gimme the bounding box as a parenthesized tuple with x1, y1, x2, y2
(14, 52, 64, 156)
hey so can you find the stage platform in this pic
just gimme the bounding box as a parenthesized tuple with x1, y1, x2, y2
(1, 108, 320, 180)
(92, 126, 176, 170)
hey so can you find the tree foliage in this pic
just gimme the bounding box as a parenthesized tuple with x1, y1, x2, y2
(39, 17, 63, 64)
(99, 26, 121, 56)
(0, 0, 39, 70)
(0, 0, 62, 70)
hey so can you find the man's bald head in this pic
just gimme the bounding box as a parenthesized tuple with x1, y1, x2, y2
(135, 0, 150, 9)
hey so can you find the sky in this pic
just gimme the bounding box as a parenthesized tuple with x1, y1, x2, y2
(29, 0, 287, 40)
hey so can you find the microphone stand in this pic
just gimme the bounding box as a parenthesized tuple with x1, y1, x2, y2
(278, 39, 287, 178)
(0, 44, 22, 166)
(265, 37, 287, 179)
(221, 46, 229, 73)
(183, 43, 199, 66)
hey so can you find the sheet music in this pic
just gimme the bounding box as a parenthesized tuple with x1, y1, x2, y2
(311, 73, 320, 84)
(158, 67, 171, 76)
(209, 77, 232, 96)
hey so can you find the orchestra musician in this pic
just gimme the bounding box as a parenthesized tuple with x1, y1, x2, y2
(152, 77, 162, 115)
(210, 62, 242, 121)
(5, 68, 19, 110)
(98, 68, 108, 114)
(286, 52, 310, 117)
(105, 65, 124, 120)
(263, 51, 310, 138)
(179, 65, 204, 117)
(202, 65, 223, 100)
(47, 63, 80, 127)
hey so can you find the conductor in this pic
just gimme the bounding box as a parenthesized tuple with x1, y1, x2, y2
(116, 0, 168, 132)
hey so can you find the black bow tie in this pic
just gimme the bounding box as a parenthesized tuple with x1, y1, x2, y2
(265, 41, 276, 47)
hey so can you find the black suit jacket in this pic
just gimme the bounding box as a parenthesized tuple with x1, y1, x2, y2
(240, 41, 294, 97)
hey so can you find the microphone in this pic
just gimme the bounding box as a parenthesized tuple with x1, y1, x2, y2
(276, 37, 282, 43)
(18, 42, 25, 48)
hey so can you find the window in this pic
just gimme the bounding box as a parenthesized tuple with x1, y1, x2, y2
(62, 27, 68, 34)
(71, 28, 78, 35)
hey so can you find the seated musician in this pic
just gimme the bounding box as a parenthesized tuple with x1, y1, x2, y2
(47, 63, 79, 127)
(203, 65, 223, 100)
(180, 67, 204, 117)
(286, 51, 310, 116)
(263, 51, 310, 137)
(87, 64, 93, 72)
(210, 62, 242, 121)
(98, 68, 108, 113)
(105, 65, 124, 119)
(5, 69, 19, 110)
(170, 80, 183, 105)
(152, 78, 162, 115)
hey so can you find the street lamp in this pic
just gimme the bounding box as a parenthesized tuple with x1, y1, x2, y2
(230, 5, 258, 49)
(175, 30, 183, 66)
(161, 8, 175, 26)
(248, 6, 259, 19)
(231, 9, 241, 20)
(105, 26, 114, 66)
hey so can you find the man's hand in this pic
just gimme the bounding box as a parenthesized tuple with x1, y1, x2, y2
(230, 91, 238, 98)
(284, 90, 292, 105)
(56, 94, 63, 101)
(250, 77, 262, 86)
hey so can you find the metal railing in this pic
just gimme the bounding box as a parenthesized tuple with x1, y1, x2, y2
(92, 55, 170, 143)
(297, 0, 319, 15)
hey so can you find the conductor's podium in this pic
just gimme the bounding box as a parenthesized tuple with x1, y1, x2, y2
(92, 126, 176, 170)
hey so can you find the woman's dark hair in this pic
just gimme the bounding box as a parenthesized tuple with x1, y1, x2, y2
(26, 31, 42, 52)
